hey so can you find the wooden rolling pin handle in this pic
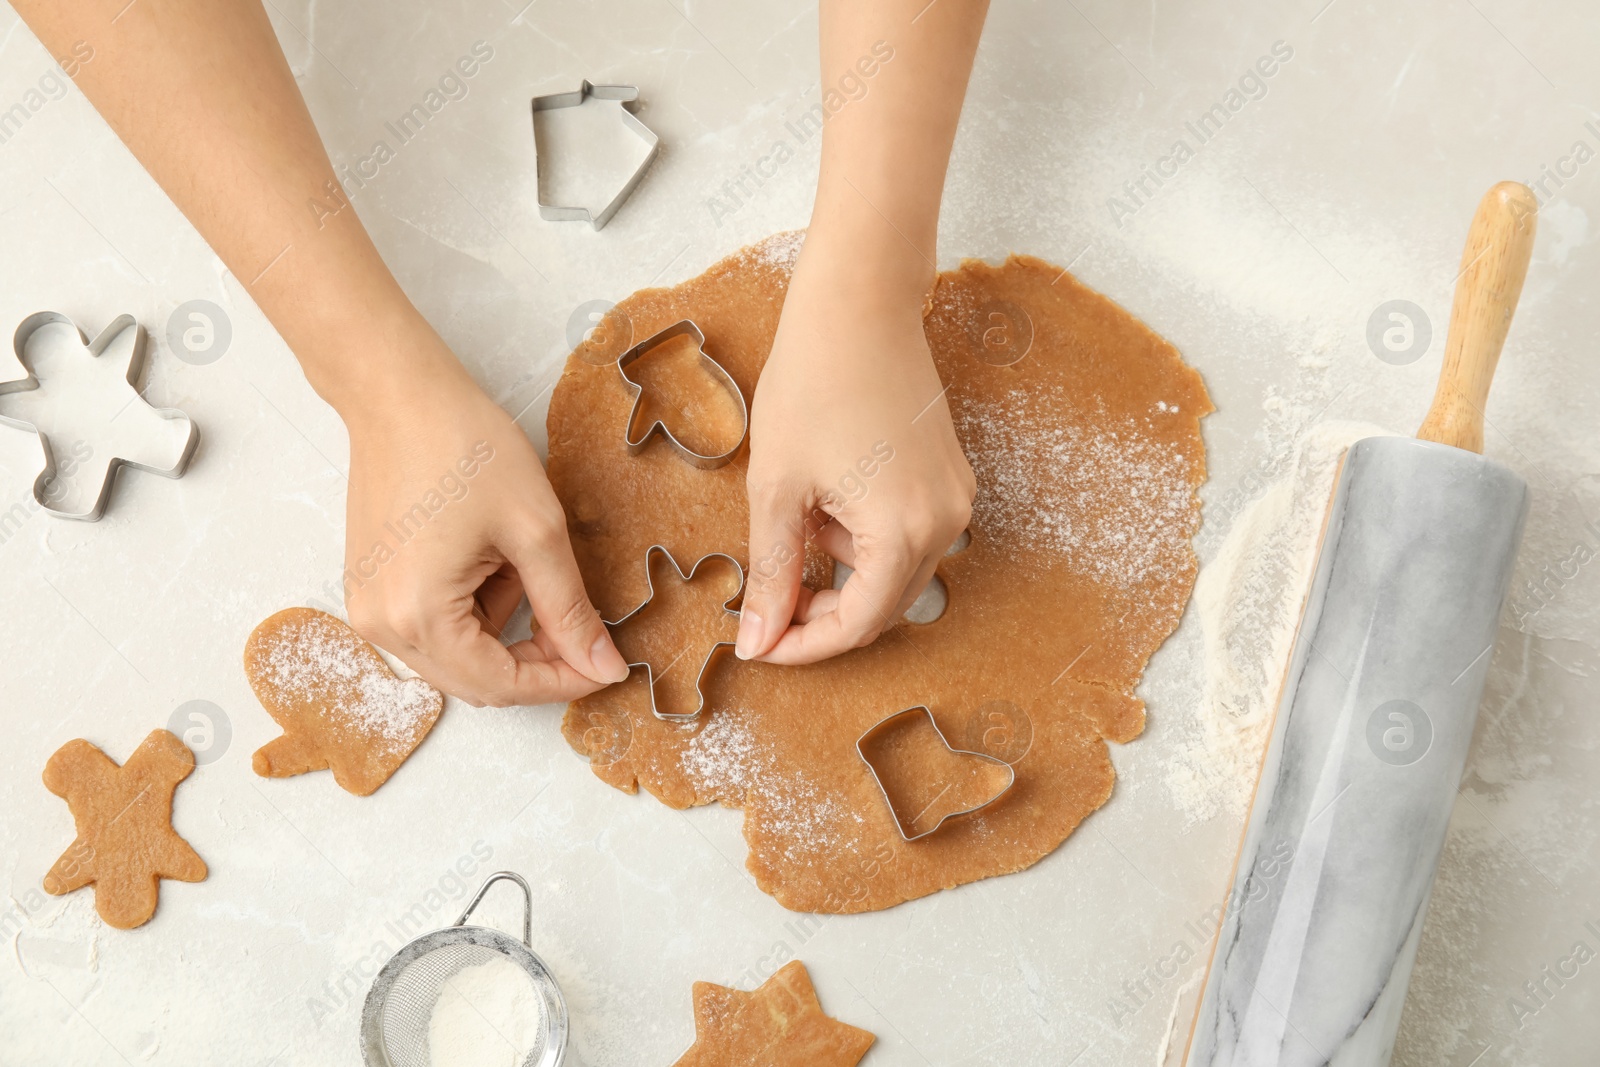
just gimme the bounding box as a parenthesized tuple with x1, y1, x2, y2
(1417, 181, 1538, 453)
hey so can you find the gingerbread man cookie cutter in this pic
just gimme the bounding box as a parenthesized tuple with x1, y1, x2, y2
(616, 320, 748, 470)
(532, 80, 660, 231)
(604, 543, 745, 723)
(0, 312, 199, 521)
(856, 705, 1017, 842)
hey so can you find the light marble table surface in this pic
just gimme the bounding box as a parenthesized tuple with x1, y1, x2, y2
(1, 1, 1597, 1064)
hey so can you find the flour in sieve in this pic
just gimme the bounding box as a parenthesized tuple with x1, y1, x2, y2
(426, 954, 545, 1067)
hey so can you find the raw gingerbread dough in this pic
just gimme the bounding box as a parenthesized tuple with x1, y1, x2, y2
(670, 960, 874, 1067)
(245, 607, 443, 796)
(548, 232, 1211, 913)
(42, 729, 207, 929)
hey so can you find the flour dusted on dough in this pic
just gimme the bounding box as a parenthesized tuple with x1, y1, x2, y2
(679, 713, 860, 864)
(256, 610, 436, 754)
(427, 955, 546, 1067)
(550, 245, 1211, 912)
(958, 387, 1198, 587)
(245, 607, 444, 795)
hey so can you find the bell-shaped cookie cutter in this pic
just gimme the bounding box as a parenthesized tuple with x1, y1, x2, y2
(616, 320, 748, 470)
(0, 311, 199, 522)
(856, 705, 1017, 842)
(604, 544, 744, 722)
(531, 80, 660, 230)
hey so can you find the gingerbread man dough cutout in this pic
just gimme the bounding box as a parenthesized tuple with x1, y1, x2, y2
(42, 729, 207, 930)
(671, 960, 874, 1067)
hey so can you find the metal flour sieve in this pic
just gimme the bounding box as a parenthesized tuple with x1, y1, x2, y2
(360, 870, 568, 1067)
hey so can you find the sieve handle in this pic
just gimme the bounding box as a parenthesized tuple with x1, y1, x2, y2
(452, 870, 533, 946)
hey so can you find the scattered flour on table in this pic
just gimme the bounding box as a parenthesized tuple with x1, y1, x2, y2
(1167, 420, 1392, 825)
(957, 387, 1199, 593)
(258, 613, 437, 752)
(427, 955, 546, 1067)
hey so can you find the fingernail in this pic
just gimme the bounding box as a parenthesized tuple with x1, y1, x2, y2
(735, 610, 763, 660)
(591, 633, 631, 683)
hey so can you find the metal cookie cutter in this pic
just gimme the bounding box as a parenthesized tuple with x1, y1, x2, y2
(361, 870, 567, 1067)
(604, 544, 744, 723)
(0, 312, 199, 522)
(617, 320, 748, 470)
(531, 80, 660, 230)
(856, 705, 1017, 842)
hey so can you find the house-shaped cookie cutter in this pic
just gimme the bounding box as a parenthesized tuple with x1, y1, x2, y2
(531, 80, 660, 230)
(617, 320, 748, 470)
(856, 705, 1017, 841)
(604, 544, 745, 722)
(0, 311, 199, 522)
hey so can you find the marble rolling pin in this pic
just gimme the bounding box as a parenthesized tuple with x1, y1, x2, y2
(1181, 181, 1538, 1067)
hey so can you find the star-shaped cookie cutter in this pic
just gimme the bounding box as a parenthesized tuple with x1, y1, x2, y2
(856, 705, 1017, 842)
(0, 312, 199, 522)
(531, 80, 660, 230)
(604, 544, 745, 722)
(616, 320, 748, 470)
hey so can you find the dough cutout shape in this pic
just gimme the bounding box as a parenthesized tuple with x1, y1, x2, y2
(549, 232, 1211, 913)
(245, 607, 443, 796)
(42, 729, 207, 929)
(608, 546, 743, 720)
(858, 706, 1015, 840)
(670, 960, 874, 1067)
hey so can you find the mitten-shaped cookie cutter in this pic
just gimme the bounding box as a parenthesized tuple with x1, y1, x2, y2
(616, 320, 748, 470)
(532, 80, 660, 230)
(0, 312, 199, 521)
(856, 705, 1016, 842)
(604, 543, 744, 722)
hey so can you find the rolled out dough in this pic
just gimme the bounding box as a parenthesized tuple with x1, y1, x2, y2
(547, 232, 1211, 913)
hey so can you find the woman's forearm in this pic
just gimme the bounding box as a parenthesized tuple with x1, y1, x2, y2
(805, 0, 990, 303)
(12, 0, 454, 417)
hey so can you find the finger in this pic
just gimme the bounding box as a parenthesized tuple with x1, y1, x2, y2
(811, 518, 856, 567)
(738, 483, 808, 660)
(416, 628, 606, 707)
(757, 535, 918, 665)
(891, 548, 944, 620)
(794, 585, 835, 624)
(507, 524, 630, 685)
(382, 571, 610, 706)
(476, 562, 526, 636)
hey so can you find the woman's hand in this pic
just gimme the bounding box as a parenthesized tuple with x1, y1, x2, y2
(735, 238, 975, 665)
(734, 0, 989, 665)
(341, 341, 629, 707)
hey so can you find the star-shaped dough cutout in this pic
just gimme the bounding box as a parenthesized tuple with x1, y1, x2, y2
(671, 960, 875, 1067)
(42, 729, 207, 929)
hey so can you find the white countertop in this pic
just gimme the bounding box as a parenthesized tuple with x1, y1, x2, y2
(1, 1, 1597, 1064)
